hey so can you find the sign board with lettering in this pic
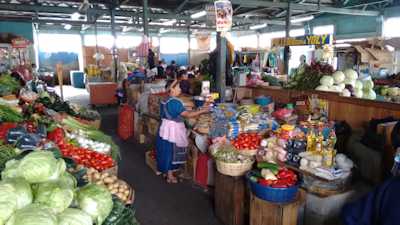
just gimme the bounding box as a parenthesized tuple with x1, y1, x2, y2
(214, 0, 233, 32)
(272, 34, 333, 47)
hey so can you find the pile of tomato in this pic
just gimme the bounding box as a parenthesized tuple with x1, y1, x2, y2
(48, 128, 114, 171)
(258, 168, 298, 188)
(231, 133, 261, 150)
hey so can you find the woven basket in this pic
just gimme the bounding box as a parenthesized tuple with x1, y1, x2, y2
(216, 159, 254, 177)
(237, 149, 258, 156)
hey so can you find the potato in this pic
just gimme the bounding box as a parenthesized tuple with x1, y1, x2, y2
(110, 175, 118, 182)
(93, 173, 101, 180)
(124, 190, 130, 195)
(103, 177, 113, 184)
(95, 181, 103, 185)
(101, 173, 110, 179)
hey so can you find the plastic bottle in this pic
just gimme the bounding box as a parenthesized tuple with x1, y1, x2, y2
(391, 148, 400, 177)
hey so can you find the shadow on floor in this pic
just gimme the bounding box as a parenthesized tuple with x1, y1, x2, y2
(98, 107, 223, 225)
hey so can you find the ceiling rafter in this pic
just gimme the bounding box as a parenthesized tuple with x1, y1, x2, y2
(193, 0, 380, 16)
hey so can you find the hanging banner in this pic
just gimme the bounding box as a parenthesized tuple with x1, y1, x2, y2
(272, 34, 333, 47)
(11, 37, 30, 48)
(214, 0, 233, 32)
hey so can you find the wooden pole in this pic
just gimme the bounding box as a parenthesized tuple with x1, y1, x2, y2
(56, 63, 64, 101)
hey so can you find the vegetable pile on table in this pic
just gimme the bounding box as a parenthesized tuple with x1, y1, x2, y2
(85, 168, 133, 205)
(0, 74, 21, 96)
(286, 61, 334, 90)
(0, 79, 139, 225)
(249, 162, 298, 188)
(231, 133, 261, 151)
(212, 143, 254, 164)
(48, 127, 115, 172)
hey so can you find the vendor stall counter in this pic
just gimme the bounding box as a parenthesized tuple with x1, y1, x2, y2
(87, 82, 117, 106)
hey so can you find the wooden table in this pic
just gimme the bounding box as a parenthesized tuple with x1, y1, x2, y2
(214, 171, 249, 225)
(250, 191, 305, 225)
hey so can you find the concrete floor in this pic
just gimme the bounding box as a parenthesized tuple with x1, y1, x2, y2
(60, 86, 223, 225)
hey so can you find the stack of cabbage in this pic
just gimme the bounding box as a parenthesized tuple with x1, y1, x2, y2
(377, 86, 400, 102)
(0, 151, 113, 225)
(316, 69, 377, 100)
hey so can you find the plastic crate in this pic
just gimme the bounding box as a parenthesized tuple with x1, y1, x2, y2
(118, 105, 134, 140)
(247, 171, 299, 203)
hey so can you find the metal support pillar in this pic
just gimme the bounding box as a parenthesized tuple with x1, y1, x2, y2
(187, 20, 191, 65)
(284, 0, 291, 75)
(111, 8, 118, 82)
(143, 0, 149, 37)
(216, 32, 227, 102)
(376, 14, 384, 38)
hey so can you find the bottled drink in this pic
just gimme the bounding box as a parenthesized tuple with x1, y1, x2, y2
(391, 148, 400, 177)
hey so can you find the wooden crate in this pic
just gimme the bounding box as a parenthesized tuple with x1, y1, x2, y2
(250, 191, 305, 225)
(145, 151, 161, 176)
(214, 171, 249, 225)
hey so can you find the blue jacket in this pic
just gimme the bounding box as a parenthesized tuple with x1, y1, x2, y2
(342, 177, 400, 225)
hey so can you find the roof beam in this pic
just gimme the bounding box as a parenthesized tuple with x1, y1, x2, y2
(193, 0, 380, 16)
(0, 3, 290, 26)
(175, 0, 190, 13)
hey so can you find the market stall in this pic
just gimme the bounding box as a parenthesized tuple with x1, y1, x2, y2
(0, 74, 139, 225)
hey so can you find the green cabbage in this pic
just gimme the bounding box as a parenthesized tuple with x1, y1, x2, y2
(363, 89, 377, 100)
(1, 160, 20, 180)
(58, 173, 77, 189)
(363, 80, 374, 90)
(320, 75, 334, 87)
(77, 184, 113, 225)
(34, 182, 74, 214)
(17, 151, 66, 183)
(344, 69, 358, 80)
(58, 208, 93, 225)
(0, 183, 18, 225)
(332, 71, 345, 84)
(5, 204, 57, 225)
(1, 178, 32, 209)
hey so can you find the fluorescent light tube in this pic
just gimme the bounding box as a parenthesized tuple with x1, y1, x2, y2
(191, 10, 207, 19)
(64, 24, 72, 30)
(160, 29, 170, 34)
(250, 23, 267, 30)
(336, 38, 367, 43)
(334, 43, 351, 48)
(162, 19, 177, 26)
(71, 12, 81, 20)
(291, 15, 314, 23)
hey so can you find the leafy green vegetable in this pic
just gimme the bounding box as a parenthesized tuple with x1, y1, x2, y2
(103, 196, 140, 225)
(5, 204, 57, 225)
(58, 208, 93, 225)
(58, 172, 77, 189)
(1, 178, 32, 209)
(0, 74, 20, 96)
(0, 145, 18, 171)
(1, 160, 19, 180)
(34, 181, 74, 214)
(77, 184, 113, 225)
(0, 183, 18, 225)
(0, 104, 23, 123)
(63, 117, 120, 161)
(13, 151, 66, 183)
(262, 75, 281, 86)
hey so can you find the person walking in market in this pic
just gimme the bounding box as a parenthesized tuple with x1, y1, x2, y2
(156, 80, 209, 183)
